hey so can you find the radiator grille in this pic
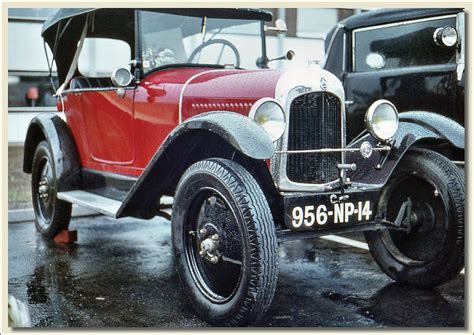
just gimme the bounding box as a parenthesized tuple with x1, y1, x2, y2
(286, 92, 342, 184)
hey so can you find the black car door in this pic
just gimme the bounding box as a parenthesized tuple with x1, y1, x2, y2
(343, 15, 461, 141)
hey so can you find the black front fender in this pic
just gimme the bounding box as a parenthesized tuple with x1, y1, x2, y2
(117, 112, 275, 218)
(172, 112, 275, 160)
(346, 114, 464, 187)
(399, 111, 464, 149)
(23, 113, 81, 192)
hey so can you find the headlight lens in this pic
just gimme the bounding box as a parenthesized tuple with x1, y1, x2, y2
(365, 100, 399, 141)
(249, 98, 286, 142)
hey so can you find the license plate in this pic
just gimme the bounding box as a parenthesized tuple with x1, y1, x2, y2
(283, 190, 379, 231)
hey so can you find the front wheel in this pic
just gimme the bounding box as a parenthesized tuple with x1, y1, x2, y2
(172, 158, 278, 326)
(365, 149, 464, 288)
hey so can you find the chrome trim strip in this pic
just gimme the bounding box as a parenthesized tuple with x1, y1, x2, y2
(353, 14, 457, 33)
(178, 69, 224, 123)
(8, 106, 57, 113)
(342, 27, 347, 72)
(352, 14, 457, 71)
(456, 12, 465, 81)
(62, 87, 134, 93)
(340, 58, 346, 180)
(275, 146, 390, 155)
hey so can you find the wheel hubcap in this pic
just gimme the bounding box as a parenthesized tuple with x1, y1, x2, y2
(381, 175, 448, 265)
(35, 158, 55, 228)
(410, 203, 436, 235)
(185, 190, 244, 302)
(38, 178, 51, 199)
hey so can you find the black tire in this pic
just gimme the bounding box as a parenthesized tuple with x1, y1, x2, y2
(365, 149, 464, 288)
(31, 140, 72, 239)
(172, 158, 278, 326)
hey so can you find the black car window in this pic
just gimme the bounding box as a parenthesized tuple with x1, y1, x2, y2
(353, 16, 457, 72)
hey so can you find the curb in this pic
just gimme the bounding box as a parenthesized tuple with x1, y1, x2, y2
(8, 205, 99, 224)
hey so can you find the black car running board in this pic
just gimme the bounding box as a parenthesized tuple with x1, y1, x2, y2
(57, 190, 122, 218)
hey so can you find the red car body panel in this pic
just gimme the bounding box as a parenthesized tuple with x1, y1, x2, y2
(63, 67, 282, 177)
(180, 69, 281, 120)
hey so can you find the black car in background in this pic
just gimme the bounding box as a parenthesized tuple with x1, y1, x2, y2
(324, 8, 465, 163)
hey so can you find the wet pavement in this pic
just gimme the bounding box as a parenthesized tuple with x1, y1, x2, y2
(8, 215, 464, 328)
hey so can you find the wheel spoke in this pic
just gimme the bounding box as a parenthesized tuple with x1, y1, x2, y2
(221, 255, 242, 266)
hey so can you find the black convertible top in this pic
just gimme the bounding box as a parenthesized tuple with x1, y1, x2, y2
(42, 8, 273, 86)
(42, 8, 272, 37)
(340, 7, 462, 31)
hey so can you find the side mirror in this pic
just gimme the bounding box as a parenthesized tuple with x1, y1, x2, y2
(265, 19, 288, 34)
(257, 50, 295, 68)
(111, 68, 133, 87)
(285, 50, 295, 61)
(267, 50, 296, 64)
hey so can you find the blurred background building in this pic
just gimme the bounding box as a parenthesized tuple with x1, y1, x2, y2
(8, 8, 362, 144)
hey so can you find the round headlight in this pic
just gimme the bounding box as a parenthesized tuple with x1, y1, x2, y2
(365, 100, 399, 141)
(433, 26, 458, 48)
(249, 98, 286, 142)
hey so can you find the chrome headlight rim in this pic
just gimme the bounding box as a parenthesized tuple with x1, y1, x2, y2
(249, 97, 286, 142)
(365, 99, 399, 142)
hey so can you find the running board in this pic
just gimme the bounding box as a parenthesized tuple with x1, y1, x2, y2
(57, 190, 122, 217)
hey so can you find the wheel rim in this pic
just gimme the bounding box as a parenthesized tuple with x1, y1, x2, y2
(184, 187, 244, 303)
(34, 157, 55, 229)
(380, 174, 449, 265)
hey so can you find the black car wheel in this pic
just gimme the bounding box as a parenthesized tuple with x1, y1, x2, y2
(172, 158, 278, 326)
(365, 149, 464, 288)
(31, 140, 72, 239)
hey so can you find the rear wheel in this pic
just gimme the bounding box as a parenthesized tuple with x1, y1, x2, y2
(31, 141, 72, 239)
(365, 149, 464, 288)
(172, 158, 278, 326)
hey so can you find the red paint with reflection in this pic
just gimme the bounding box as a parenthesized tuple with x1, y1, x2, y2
(63, 67, 282, 177)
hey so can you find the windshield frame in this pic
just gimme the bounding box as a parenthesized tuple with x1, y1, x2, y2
(135, 9, 268, 79)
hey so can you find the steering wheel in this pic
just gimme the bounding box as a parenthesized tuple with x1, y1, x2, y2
(188, 39, 241, 68)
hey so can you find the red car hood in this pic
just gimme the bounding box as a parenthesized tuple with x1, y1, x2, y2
(179, 68, 283, 121)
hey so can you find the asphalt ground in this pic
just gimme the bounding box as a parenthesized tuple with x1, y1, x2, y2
(8, 214, 465, 328)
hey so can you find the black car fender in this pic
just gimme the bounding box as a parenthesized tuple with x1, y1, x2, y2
(346, 112, 464, 187)
(398, 111, 464, 149)
(23, 113, 81, 192)
(117, 112, 276, 218)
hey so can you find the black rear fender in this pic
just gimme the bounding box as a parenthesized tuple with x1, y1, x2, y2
(23, 114, 81, 191)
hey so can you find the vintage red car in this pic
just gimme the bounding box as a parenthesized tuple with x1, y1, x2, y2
(23, 8, 464, 326)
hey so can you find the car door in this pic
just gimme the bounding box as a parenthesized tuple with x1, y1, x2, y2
(76, 37, 135, 167)
(343, 14, 461, 141)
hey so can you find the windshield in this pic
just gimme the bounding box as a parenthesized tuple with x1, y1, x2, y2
(139, 10, 264, 73)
